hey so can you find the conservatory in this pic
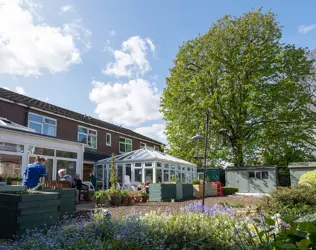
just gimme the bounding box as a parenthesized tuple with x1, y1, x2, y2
(94, 147, 197, 190)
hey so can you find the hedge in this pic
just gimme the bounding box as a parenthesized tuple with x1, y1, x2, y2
(222, 186, 238, 196)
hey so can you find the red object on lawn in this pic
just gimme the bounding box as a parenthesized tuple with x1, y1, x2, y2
(216, 182, 223, 196)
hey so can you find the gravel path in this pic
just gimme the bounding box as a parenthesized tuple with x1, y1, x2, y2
(76, 196, 261, 219)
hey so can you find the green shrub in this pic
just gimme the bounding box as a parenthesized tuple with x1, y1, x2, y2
(222, 186, 238, 196)
(299, 170, 316, 187)
(192, 179, 200, 185)
(259, 185, 316, 215)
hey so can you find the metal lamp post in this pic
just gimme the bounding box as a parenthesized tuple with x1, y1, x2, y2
(189, 110, 210, 206)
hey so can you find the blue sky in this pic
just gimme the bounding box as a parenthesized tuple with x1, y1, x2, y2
(1, 0, 316, 144)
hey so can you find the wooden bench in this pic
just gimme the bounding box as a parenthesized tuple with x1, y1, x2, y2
(43, 180, 72, 189)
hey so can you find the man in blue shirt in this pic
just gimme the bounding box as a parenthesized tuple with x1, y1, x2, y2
(23, 156, 47, 189)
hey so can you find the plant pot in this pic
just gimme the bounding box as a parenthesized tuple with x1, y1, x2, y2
(96, 197, 107, 205)
(108, 195, 121, 206)
(10, 180, 17, 185)
(122, 196, 129, 205)
(127, 196, 134, 204)
(134, 196, 141, 202)
(141, 196, 148, 203)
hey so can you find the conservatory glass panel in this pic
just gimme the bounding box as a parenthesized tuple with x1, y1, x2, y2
(117, 165, 123, 185)
(163, 169, 169, 182)
(181, 172, 186, 183)
(145, 169, 153, 183)
(156, 169, 162, 183)
(135, 169, 142, 183)
(145, 162, 152, 167)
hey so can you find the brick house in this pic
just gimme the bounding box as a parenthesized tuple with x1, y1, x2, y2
(0, 88, 164, 180)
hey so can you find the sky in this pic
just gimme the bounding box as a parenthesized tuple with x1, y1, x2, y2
(1, 0, 316, 145)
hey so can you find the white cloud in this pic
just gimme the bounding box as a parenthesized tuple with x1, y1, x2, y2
(61, 5, 74, 13)
(89, 79, 161, 126)
(134, 124, 166, 144)
(2, 86, 25, 95)
(145, 38, 155, 53)
(15, 86, 25, 95)
(110, 29, 116, 36)
(103, 36, 155, 78)
(298, 24, 316, 34)
(0, 0, 90, 76)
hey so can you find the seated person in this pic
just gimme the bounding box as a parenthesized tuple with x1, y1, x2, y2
(74, 174, 82, 204)
(58, 169, 74, 187)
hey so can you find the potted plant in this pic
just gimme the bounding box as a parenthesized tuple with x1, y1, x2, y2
(121, 190, 129, 205)
(133, 191, 142, 202)
(88, 191, 95, 201)
(107, 153, 122, 206)
(140, 190, 148, 203)
(10, 176, 22, 185)
(127, 191, 134, 204)
(94, 190, 107, 205)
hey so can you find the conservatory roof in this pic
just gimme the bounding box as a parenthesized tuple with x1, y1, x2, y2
(97, 147, 196, 167)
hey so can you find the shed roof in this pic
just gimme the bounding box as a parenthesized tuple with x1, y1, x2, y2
(96, 147, 196, 167)
(225, 166, 277, 171)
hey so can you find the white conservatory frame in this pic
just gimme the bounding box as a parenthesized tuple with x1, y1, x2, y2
(0, 127, 85, 179)
(94, 147, 197, 190)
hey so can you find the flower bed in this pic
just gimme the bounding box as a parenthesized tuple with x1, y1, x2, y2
(1, 201, 315, 249)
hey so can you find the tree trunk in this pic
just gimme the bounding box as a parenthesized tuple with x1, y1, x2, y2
(231, 138, 244, 167)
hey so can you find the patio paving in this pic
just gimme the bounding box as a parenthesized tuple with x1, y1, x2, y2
(76, 196, 261, 218)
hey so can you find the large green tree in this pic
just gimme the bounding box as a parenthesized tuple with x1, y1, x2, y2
(161, 9, 316, 167)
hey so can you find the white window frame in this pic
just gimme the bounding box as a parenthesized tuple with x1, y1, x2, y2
(154, 145, 160, 151)
(106, 133, 111, 146)
(140, 142, 146, 148)
(28, 112, 57, 137)
(78, 126, 97, 149)
(119, 137, 132, 153)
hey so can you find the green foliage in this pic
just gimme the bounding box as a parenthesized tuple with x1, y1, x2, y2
(235, 214, 316, 249)
(222, 186, 238, 195)
(120, 190, 128, 196)
(170, 176, 175, 182)
(192, 179, 201, 185)
(299, 170, 316, 187)
(139, 190, 148, 196)
(218, 201, 245, 208)
(109, 153, 118, 191)
(94, 190, 107, 199)
(161, 8, 316, 167)
(259, 185, 316, 216)
(105, 189, 121, 196)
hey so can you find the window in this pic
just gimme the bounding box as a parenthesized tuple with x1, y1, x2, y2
(262, 171, 269, 180)
(145, 162, 152, 167)
(119, 138, 132, 153)
(249, 171, 269, 180)
(140, 142, 146, 148)
(156, 169, 162, 183)
(106, 133, 111, 146)
(0, 154, 21, 178)
(249, 172, 255, 178)
(154, 145, 160, 151)
(28, 113, 57, 137)
(163, 169, 169, 182)
(28, 146, 54, 156)
(145, 169, 153, 183)
(0, 142, 24, 153)
(56, 160, 76, 180)
(56, 150, 77, 159)
(135, 169, 142, 182)
(78, 126, 97, 149)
